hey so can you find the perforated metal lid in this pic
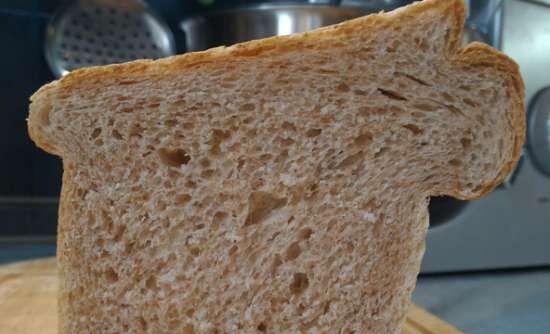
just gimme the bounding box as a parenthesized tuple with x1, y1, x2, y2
(45, 0, 175, 77)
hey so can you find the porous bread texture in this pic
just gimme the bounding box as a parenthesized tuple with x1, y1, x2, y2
(28, 0, 524, 333)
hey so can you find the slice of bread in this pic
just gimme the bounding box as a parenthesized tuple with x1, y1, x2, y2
(28, 0, 524, 332)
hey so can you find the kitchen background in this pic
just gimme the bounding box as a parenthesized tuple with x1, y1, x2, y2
(1, 0, 549, 332)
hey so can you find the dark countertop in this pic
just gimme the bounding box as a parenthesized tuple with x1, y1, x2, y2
(2, 242, 549, 333)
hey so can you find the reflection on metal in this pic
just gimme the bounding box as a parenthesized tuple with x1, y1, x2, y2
(180, 5, 372, 52)
(277, 13, 294, 36)
(528, 87, 550, 176)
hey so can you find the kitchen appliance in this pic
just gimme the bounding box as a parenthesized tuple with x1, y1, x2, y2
(45, 0, 175, 77)
(179, 1, 410, 52)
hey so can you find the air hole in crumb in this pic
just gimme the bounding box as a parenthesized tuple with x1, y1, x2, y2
(200, 169, 215, 179)
(475, 115, 486, 126)
(412, 101, 438, 112)
(281, 121, 296, 132)
(271, 254, 282, 275)
(210, 129, 231, 154)
(353, 132, 373, 146)
(112, 129, 123, 140)
(448, 159, 461, 166)
(286, 242, 301, 260)
(129, 123, 144, 137)
(441, 92, 455, 103)
(257, 322, 267, 332)
(137, 316, 147, 330)
(305, 128, 322, 138)
(395, 72, 431, 86)
(175, 193, 191, 205)
(240, 103, 255, 112)
(113, 224, 126, 242)
(212, 211, 229, 224)
(168, 319, 180, 330)
(157, 148, 191, 167)
(337, 151, 364, 169)
(145, 276, 157, 289)
(460, 138, 471, 149)
(229, 245, 238, 255)
(91, 128, 101, 139)
(402, 124, 423, 135)
(323, 300, 332, 314)
(336, 82, 350, 92)
(105, 268, 119, 283)
(279, 137, 295, 146)
(245, 192, 287, 226)
(374, 147, 388, 158)
(259, 153, 272, 162)
(463, 98, 478, 108)
(290, 272, 309, 294)
(167, 303, 179, 319)
(199, 157, 211, 168)
(165, 119, 177, 127)
(377, 88, 407, 101)
(298, 227, 313, 240)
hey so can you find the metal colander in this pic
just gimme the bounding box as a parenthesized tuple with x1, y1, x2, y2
(45, 0, 175, 77)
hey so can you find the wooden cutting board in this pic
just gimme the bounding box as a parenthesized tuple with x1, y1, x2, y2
(0, 258, 462, 334)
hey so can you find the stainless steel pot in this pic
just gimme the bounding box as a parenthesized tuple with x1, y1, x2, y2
(179, 4, 373, 52)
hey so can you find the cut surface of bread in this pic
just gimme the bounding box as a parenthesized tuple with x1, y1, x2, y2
(28, 0, 524, 333)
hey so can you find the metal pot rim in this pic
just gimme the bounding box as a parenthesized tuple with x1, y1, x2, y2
(180, 3, 372, 27)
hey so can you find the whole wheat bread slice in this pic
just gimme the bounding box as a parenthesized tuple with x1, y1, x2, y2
(28, 0, 524, 332)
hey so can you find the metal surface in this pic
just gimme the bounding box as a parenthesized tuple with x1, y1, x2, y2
(45, 0, 174, 78)
(422, 0, 550, 273)
(528, 87, 550, 176)
(465, 0, 503, 47)
(180, 5, 372, 52)
(340, 0, 410, 9)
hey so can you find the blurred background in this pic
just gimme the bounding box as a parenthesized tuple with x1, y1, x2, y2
(0, 0, 549, 332)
